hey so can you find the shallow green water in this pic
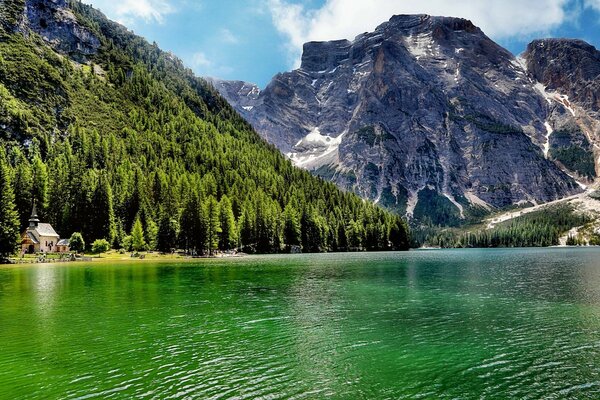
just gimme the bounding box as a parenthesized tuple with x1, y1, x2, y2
(1, 249, 600, 399)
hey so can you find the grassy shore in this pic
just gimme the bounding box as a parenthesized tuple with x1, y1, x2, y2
(8, 250, 227, 264)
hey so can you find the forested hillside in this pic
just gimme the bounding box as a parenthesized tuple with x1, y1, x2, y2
(418, 205, 593, 248)
(0, 0, 409, 259)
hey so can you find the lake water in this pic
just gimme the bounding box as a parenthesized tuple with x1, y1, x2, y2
(1, 249, 600, 399)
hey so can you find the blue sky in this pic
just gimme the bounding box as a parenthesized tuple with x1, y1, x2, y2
(86, 0, 600, 88)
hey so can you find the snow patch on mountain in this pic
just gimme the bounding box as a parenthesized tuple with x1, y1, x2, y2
(534, 83, 577, 116)
(543, 121, 553, 158)
(405, 33, 439, 60)
(287, 128, 344, 169)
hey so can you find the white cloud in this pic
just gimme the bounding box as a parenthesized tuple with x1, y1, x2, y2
(88, 0, 175, 25)
(220, 28, 240, 44)
(268, 0, 572, 67)
(585, 0, 600, 11)
(191, 52, 212, 68)
(188, 52, 234, 78)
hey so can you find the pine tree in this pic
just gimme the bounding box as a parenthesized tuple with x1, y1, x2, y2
(218, 195, 237, 251)
(31, 156, 48, 218)
(47, 154, 69, 233)
(239, 204, 255, 249)
(283, 203, 301, 246)
(157, 213, 179, 253)
(347, 220, 364, 250)
(131, 217, 146, 251)
(11, 150, 32, 229)
(205, 196, 221, 255)
(0, 150, 21, 261)
(145, 218, 159, 251)
(301, 207, 327, 253)
(180, 192, 207, 254)
(89, 172, 115, 243)
(390, 218, 409, 250)
(255, 194, 275, 252)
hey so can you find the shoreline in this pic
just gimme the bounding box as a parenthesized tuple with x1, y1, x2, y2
(6, 251, 248, 266)
(6, 246, 600, 266)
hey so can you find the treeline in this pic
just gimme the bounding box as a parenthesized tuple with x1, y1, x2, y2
(567, 235, 600, 246)
(0, 1, 409, 259)
(420, 205, 592, 248)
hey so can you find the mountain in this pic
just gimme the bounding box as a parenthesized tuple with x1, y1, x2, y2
(214, 15, 600, 226)
(0, 0, 409, 255)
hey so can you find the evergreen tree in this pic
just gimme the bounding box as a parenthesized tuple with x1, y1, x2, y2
(238, 204, 255, 250)
(347, 220, 364, 250)
(31, 156, 48, 218)
(11, 150, 32, 229)
(218, 195, 237, 250)
(337, 223, 348, 251)
(125, 167, 145, 231)
(180, 192, 207, 254)
(47, 154, 69, 233)
(283, 203, 301, 247)
(301, 207, 327, 252)
(255, 193, 277, 252)
(205, 196, 221, 255)
(390, 218, 410, 250)
(0, 150, 21, 261)
(89, 173, 115, 243)
(157, 213, 179, 253)
(145, 218, 159, 251)
(131, 217, 146, 251)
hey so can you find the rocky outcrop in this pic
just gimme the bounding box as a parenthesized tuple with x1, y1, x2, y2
(217, 15, 593, 224)
(524, 39, 600, 181)
(207, 78, 261, 112)
(525, 39, 600, 113)
(7, 0, 101, 61)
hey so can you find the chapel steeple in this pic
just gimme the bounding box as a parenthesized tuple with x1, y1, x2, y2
(29, 203, 40, 229)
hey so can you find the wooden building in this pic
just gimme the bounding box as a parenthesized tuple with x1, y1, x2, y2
(21, 206, 61, 254)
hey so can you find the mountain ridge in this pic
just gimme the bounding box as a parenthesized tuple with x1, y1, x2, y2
(213, 14, 600, 226)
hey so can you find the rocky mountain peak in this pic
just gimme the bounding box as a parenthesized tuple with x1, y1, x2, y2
(525, 39, 600, 112)
(212, 15, 600, 225)
(300, 14, 487, 74)
(383, 14, 479, 35)
(300, 39, 352, 72)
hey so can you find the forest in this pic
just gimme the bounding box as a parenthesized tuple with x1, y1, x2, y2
(0, 0, 410, 260)
(418, 205, 593, 248)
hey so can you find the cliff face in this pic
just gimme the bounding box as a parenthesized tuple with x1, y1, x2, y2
(525, 39, 600, 113)
(3, 0, 101, 61)
(523, 39, 600, 183)
(215, 15, 598, 224)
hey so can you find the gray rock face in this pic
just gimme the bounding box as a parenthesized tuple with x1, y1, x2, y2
(206, 78, 261, 112)
(524, 39, 600, 180)
(525, 39, 600, 113)
(217, 15, 593, 224)
(21, 0, 100, 61)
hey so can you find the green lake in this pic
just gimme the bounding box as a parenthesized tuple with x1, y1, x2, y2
(1, 249, 600, 399)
